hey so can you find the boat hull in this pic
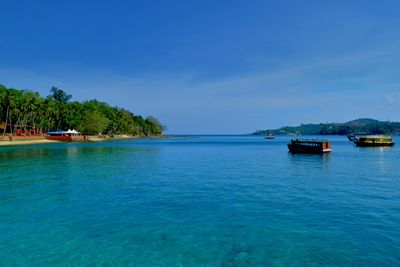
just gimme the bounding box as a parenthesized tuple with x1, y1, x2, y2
(354, 142, 394, 147)
(45, 135, 86, 142)
(288, 144, 331, 154)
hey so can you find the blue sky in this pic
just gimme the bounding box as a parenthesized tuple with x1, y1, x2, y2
(1, 0, 400, 134)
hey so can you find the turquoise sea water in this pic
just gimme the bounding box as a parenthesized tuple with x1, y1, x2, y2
(1, 136, 399, 266)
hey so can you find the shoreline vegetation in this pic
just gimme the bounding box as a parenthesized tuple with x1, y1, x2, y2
(253, 118, 400, 136)
(0, 84, 165, 146)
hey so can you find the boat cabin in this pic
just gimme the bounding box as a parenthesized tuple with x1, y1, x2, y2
(288, 139, 332, 154)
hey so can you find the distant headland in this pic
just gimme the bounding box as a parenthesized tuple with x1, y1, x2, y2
(253, 118, 400, 136)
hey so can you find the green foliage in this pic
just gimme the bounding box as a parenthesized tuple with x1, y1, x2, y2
(81, 110, 110, 135)
(0, 84, 164, 136)
(145, 116, 165, 136)
(254, 118, 400, 136)
(49, 87, 72, 103)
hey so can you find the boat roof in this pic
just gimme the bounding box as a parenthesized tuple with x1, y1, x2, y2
(291, 139, 330, 143)
(47, 131, 66, 135)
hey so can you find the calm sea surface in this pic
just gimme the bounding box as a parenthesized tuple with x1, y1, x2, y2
(0, 136, 399, 266)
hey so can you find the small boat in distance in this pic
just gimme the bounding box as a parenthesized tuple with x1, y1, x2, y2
(288, 139, 332, 154)
(265, 133, 274, 139)
(354, 135, 394, 147)
(347, 134, 359, 141)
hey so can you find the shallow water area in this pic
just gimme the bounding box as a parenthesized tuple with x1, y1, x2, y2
(1, 136, 399, 266)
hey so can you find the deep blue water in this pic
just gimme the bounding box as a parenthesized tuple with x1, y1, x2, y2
(0, 136, 399, 266)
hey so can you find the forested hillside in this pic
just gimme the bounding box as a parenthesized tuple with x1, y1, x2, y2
(254, 118, 400, 136)
(0, 85, 164, 136)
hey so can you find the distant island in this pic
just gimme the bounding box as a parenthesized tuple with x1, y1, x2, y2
(0, 84, 164, 136)
(253, 118, 400, 136)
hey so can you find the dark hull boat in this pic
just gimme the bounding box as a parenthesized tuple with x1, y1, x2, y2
(347, 134, 357, 141)
(265, 133, 274, 139)
(354, 135, 394, 147)
(45, 135, 86, 142)
(288, 139, 332, 154)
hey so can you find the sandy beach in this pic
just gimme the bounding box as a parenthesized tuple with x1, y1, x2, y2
(0, 135, 141, 146)
(0, 134, 172, 147)
(0, 139, 59, 146)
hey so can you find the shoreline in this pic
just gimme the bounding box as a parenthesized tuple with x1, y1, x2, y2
(0, 139, 60, 146)
(0, 134, 181, 147)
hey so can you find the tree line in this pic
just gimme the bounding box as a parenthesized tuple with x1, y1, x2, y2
(254, 118, 400, 136)
(0, 84, 164, 136)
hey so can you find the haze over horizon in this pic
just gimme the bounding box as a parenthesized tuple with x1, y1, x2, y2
(1, 1, 400, 134)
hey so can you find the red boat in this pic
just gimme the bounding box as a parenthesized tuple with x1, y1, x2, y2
(45, 130, 87, 142)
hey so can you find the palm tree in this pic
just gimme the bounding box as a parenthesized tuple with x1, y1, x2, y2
(2, 90, 13, 135)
